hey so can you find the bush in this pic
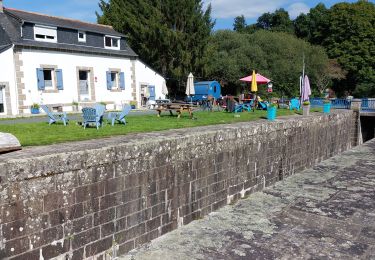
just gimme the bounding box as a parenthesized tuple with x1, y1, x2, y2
(31, 103, 40, 109)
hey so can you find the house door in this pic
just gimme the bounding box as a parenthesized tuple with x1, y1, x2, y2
(79, 71, 90, 101)
(148, 85, 156, 101)
(0, 85, 5, 113)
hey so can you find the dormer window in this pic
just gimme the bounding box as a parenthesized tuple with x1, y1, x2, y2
(34, 25, 57, 43)
(78, 31, 86, 42)
(104, 36, 120, 50)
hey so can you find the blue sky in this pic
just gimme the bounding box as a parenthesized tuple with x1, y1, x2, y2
(4, 0, 368, 30)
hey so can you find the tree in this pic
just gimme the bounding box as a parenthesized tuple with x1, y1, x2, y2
(205, 30, 329, 96)
(323, 1, 375, 96)
(294, 1, 375, 97)
(233, 15, 247, 32)
(97, 0, 214, 95)
(255, 9, 294, 34)
(315, 59, 347, 94)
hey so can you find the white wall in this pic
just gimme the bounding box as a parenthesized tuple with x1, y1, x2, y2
(0, 47, 17, 115)
(21, 49, 135, 111)
(135, 60, 165, 106)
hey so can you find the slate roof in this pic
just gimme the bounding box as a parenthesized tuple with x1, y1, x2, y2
(0, 8, 137, 57)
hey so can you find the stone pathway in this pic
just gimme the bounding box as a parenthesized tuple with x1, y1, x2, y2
(121, 140, 375, 260)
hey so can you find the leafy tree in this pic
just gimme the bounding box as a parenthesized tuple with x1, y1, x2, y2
(255, 9, 294, 34)
(294, 1, 375, 97)
(233, 15, 247, 32)
(324, 1, 375, 96)
(205, 30, 329, 96)
(315, 59, 347, 94)
(97, 0, 214, 95)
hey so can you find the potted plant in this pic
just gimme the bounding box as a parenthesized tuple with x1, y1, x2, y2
(30, 103, 40, 114)
(302, 101, 310, 116)
(72, 101, 79, 112)
(267, 103, 277, 121)
(130, 101, 137, 109)
(323, 99, 331, 114)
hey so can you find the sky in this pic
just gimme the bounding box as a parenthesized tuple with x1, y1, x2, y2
(3, 0, 368, 30)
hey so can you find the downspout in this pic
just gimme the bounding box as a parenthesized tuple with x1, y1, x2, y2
(11, 44, 19, 116)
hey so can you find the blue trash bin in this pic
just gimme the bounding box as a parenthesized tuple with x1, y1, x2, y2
(267, 106, 277, 121)
(323, 103, 331, 114)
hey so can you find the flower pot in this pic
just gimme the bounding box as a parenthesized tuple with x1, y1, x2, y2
(31, 108, 40, 114)
(303, 105, 310, 116)
(131, 105, 136, 109)
(267, 106, 277, 121)
(323, 103, 331, 114)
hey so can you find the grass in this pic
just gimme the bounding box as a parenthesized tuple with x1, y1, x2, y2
(0, 110, 298, 147)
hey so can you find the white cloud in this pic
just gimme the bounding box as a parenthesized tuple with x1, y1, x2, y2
(204, 0, 289, 19)
(204, 0, 312, 19)
(287, 2, 310, 18)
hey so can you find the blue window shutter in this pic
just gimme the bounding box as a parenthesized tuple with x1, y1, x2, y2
(106, 71, 112, 90)
(149, 85, 156, 100)
(56, 69, 64, 90)
(36, 68, 45, 90)
(119, 72, 125, 90)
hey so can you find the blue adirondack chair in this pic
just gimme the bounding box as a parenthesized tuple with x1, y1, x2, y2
(94, 104, 106, 125)
(258, 101, 268, 110)
(289, 98, 300, 110)
(41, 105, 68, 126)
(234, 104, 243, 113)
(82, 107, 101, 129)
(243, 100, 254, 112)
(109, 105, 132, 126)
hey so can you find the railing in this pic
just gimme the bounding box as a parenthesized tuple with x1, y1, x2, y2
(361, 98, 375, 112)
(309, 98, 351, 109)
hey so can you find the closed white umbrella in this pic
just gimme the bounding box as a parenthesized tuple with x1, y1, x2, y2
(162, 79, 168, 96)
(185, 73, 195, 96)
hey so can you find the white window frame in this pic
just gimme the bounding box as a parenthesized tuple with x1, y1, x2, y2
(78, 31, 86, 42)
(34, 25, 57, 43)
(43, 69, 56, 90)
(104, 35, 121, 50)
(110, 71, 120, 89)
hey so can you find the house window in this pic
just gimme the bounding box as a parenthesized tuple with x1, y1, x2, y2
(43, 69, 54, 89)
(0, 85, 4, 113)
(37, 68, 64, 91)
(110, 72, 119, 89)
(34, 25, 57, 42)
(78, 31, 86, 42)
(106, 71, 125, 90)
(104, 36, 120, 50)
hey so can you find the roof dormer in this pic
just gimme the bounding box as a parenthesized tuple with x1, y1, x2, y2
(34, 25, 57, 43)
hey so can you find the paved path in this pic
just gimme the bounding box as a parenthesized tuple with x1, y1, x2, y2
(122, 140, 375, 260)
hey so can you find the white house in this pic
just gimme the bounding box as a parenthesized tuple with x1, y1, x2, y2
(0, 0, 166, 116)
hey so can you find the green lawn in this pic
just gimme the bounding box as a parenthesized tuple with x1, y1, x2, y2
(0, 110, 298, 147)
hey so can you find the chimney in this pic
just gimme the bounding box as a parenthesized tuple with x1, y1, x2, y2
(0, 0, 3, 13)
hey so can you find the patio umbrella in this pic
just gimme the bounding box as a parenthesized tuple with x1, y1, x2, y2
(186, 73, 195, 102)
(240, 72, 271, 85)
(301, 75, 311, 101)
(251, 70, 258, 92)
(162, 79, 168, 96)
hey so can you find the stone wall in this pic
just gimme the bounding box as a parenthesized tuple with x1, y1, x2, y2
(0, 110, 357, 259)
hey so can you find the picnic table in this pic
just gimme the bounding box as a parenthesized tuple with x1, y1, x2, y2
(155, 103, 197, 119)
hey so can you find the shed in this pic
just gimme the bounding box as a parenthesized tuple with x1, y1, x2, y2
(191, 81, 221, 101)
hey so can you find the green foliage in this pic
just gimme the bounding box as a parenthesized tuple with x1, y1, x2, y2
(303, 101, 310, 106)
(205, 30, 329, 97)
(31, 103, 40, 109)
(233, 15, 247, 32)
(97, 0, 214, 95)
(255, 9, 294, 34)
(295, 1, 375, 97)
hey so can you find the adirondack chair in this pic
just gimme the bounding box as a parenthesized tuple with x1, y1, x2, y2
(109, 104, 132, 126)
(82, 107, 101, 129)
(243, 100, 254, 112)
(258, 101, 268, 110)
(234, 104, 243, 113)
(289, 98, 300, 111)
(94, 104, 106, 125)
(41, 105, 68, 126)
